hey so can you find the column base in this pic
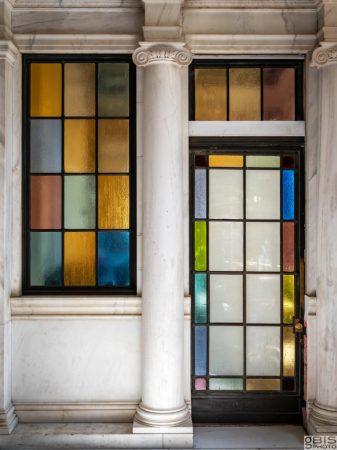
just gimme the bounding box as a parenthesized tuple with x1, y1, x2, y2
(133, 404, 192, 434)
(308, 403, 337, 436)
(0, 405, 18, 435)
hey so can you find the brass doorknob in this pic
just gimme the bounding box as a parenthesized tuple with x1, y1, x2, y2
(295, 322, 303, 332)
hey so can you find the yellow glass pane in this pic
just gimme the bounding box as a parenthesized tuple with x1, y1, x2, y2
(30, 64, 62, 117)
(283, 327, 295, 376)
(64, 232, 95, 286)
(98, 176, 129, 229)
(283, 275, 295, 324)
(229, 68, 261, 121)
(246, 379, 280, 391)
(64, 63, 95, 117)
(98, 120, 129, 173)
(209, 155, 243, 167)
(195, 69, 227, 121)
(64, 120, 95, 173)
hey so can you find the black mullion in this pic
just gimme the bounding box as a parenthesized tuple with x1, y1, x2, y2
(95, 61, 98, 288)
(226, 68, 229, 121)
(243, 152, 247, 390)
(206, 156, 210, 388)
(61, 61, 65, 289)
(280, 155, 284, 382)
(261, 67, 263, 120)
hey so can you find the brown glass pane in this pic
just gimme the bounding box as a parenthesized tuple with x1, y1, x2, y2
(195, 155, 207, 167)
(64, 120, 96, 173)
(98, 120, 129, 173)
(64, 63, 95, 117)
(263, 68, 295, 121)
(30, 176, 62, 229)
(229, 68, 261, 121)
(282, 378, 295, 391)
(283, 222, 295, 272)
(195, 69, 227, 121)
(283, 156, 295, 168)
(30, 64, 62, 117)
(64, 232, 96, 286)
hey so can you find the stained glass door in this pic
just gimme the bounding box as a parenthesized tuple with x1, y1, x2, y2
(191, 144, 304, 423)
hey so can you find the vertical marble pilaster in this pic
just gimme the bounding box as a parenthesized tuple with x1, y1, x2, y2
(0, 40, 19, 434)
(132, 43, 193, 433)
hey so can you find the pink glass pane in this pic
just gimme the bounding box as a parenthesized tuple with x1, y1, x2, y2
(283, 222, 295, 272)
(195, 378, 207, 390)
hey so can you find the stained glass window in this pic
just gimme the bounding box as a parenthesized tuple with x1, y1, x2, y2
(24, 56, 136, 294)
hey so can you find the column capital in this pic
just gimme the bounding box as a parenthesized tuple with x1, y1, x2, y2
(132, 42, 193, 67)
(310, 42, 337, 68)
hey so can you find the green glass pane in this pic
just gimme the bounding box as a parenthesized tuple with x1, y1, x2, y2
(64, 176, 96, 229)
(195, 221, 207, 271)
(195, 274, 207, 323)
(30, 232, 62, 286)
(246, 156, 280, 168)
(209, 378, 243, 390)
(98, 63, 129, 117)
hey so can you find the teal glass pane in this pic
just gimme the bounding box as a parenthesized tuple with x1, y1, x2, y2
(64, 176, 96, 229)
(30, 232, 62, 286)
(209, 378, 243, 390)
(283, 170, 295, 220)
(98, 63, 129, 117)
(98, 231, 130, 286)
(195, 274, 207, 324)
(246, 156, 280, 168)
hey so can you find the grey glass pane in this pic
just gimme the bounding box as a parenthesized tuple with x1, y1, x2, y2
(246, 326, 280, 376)
(246, 274, 280, 324)
(30, 119, 62, 173)
(98, 63, 129, 117)
(209, 222, 243, 271)
(30, 232, 62, 286)
(210, 275, 243, 323)
(64, 176, 96, 229)
(195, 169, 206, 219)
(246, 222, 280, 272)
(209, 326, 244, 376)
(246, 170, 280, 220)
(209, 170, 243, 219)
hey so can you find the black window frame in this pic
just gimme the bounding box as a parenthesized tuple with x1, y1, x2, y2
(22, 54, 137, 295)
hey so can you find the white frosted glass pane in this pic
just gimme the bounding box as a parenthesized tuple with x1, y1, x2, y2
(246, 222, 280, 272)
(246, 170, 280, 220)
(210, 275, 243, 323)
(209, 326, 244, 375)
(209, 170, 243, 219)
(209, 222, 243, 271)
(246, 275, 280, 323)
(246, 326, 280, 376)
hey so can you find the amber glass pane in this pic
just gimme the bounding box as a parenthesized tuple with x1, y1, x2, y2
(246, 379, 280, 391)
(195, 69, 227, 121)
(30, 64, 62, 117)
(30, 176, 62, 229)
(283, 222, 295, 272)
(64, 120, 95, 173)
(64, 63, 95, 117)
(283, 327, 295, 376)
(98, 120, 129, 173)
(98, 63, 129, 117)
(283, 275, 295, 324)
(209, 155, 243, 168)
(64, 232, 95, 286)
(98, 176, 129, 229)
(263, 68, 295, 121)
(229, 68, 261, 121)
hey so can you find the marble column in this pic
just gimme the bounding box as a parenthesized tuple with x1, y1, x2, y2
(308, 48, 337, 435)
(132, 42, 192, 430)
(0, 40, 19, 434)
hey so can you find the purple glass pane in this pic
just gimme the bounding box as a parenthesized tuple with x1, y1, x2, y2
(283, 156, 295, 168)
(195, 155, 207, 167)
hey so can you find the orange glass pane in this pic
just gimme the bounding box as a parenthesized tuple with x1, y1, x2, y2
(30, 176, 62, 229)
(246, 379, 280, 391)
(64, 63, 95, 117)
(64, 232, 95, 286)
(30, 64, 62, 117)
(98, 176, 129, 229)
(98, 120, 129, 173)
(64, 120, 95, 173)
(229, 68, 261, 121)
(209, 155, 243, 168)
(195, 69, 227, 121)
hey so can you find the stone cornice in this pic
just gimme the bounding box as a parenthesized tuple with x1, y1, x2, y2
(0, 40, 18, 65)
(132, 42, 193, 66)
(8, 0, 142, 7)
(310, 42, 337, 67)
(183, 0, 320, 8)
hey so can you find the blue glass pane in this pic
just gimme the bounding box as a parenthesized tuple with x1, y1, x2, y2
(98, 231, 130, 286)
(283, 171, 295, 220)
(195, 169, 206, 218)
(30, 232, 62, 286)
(30, 119, 62, 173)
(195, 274, 207, 324)
(195, 326, 207, 375)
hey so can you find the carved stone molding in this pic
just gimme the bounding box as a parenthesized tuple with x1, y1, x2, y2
(311, 43, 337, 68)
(0, 405, 18, 435)
(132, 42, 193, 67)
(0, 40, 18, 66)
(310, 403, 337, 426)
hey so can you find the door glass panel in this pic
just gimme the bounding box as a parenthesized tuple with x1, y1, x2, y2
(246, 222, 280, 272)
(209, 222, 243, 271)
(246, 170, 280, 220)
(246, 274, 280, 324)
(246, 326, 280, 376)
(246, 379, 280, 391)
(209, 170, 243, 219)
(209, 326, 244, 375)
(195, 169, 207, 219)
(210, 275, 243, 323)
(210, 378, 243, 390)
